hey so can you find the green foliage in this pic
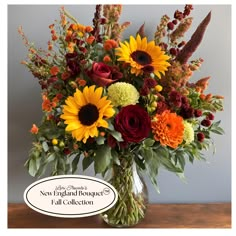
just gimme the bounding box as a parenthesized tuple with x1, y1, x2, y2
(94, 146, 112, 174)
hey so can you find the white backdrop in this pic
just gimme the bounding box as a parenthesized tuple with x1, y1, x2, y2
(8, 5, 231, 203)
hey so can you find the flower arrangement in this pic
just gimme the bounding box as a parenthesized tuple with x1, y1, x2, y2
(19, 4, 224, 227)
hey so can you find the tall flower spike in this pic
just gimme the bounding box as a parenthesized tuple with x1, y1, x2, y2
(137, 23, 146, 38)
(91, 5, 102, 42)
(170, 17, 193, 43)
(154, 15, 170, 45)
(175, 11, 211, 64)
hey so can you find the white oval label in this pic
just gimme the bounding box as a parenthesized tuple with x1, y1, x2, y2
(24, 175, 118, 218)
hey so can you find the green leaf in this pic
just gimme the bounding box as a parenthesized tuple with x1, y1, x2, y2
(174, 151, 186, 170)
(42, 141, 49, 152)
(38, 137, 46, 142)
(53, 146, 60, 152)
(35, 163, 47, 178)
(94, 146, 112, 174)
(82, 155, 94, 171)
(28, 159, 38, 177)
(210, 129, 224, 135)
(96, 136, 105, 145)
(72, 154, 80, 174)
(111, 149, 120, 166)
(35, 157, 41, 171)
(134, 154, 145, 170)
(57, 157, 66, 174)
(107, 121, 114, 131)
(109, 131, 123, 142)
(143, 138, 155, 147)
(44, 153, 56, 164)
(141, 147, 160, 193)
(155, 146, 169, 159)
(158, 155, 183, 173)
(144, 160, 160, 194)
(65, 163, 71, 174)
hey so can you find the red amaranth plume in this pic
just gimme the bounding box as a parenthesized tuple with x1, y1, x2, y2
(175, 11, 211, 64)
(137, 23, 146, 38)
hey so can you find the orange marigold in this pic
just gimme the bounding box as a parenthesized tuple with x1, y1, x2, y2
(103, 39, 118, 50)
(151, 110, 184, 149)
(103, 55, 111, 62)
(78, 79, 87, 87)
(85, 26, 93, 33)
(50, 66, 60, 76)
(42, 94, 57, 112)
(30, 124, 39, 134)
(86, 35, 95, 44)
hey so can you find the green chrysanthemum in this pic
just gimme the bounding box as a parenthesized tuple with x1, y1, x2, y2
(183, 121, 194, 144)
(107, 82, 140, 107)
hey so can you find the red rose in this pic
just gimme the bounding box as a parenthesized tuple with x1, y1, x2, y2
(87, 62, 122, 86)
(114, 105, 151, 143)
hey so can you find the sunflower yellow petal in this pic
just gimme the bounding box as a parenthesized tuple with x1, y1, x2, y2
(65, 96, 78, 110)
(65, 120, 82, 131)
(97, 119, 108, 128)
(62, 105, 78, 115)
(103, 107, 115, 118)
(82, 86, 90, 103)
(72, 127, 86, 141)
(140, 37, 147, 50)
(88, 125, 99, 138)
(60, 113, 77, 120)
(90, 86, 103, 104)
(129, 35, 137, 52)
(136, 34, 142, 49)
(74, 89, 86, 107)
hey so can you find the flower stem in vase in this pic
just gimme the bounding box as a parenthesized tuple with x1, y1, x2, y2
(101, 157, 148, 227)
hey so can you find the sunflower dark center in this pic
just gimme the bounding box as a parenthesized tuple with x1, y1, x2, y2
(131, 50, 152, 65)
(78, 103, 99, 126)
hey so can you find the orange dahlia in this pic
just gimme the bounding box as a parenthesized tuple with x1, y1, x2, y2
(151, 110, 184, 149)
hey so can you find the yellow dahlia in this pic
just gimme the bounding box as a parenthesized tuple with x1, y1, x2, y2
(151, 110, 184, 149)
(60, 85, 115, 143)
(116, 34, 170, 78)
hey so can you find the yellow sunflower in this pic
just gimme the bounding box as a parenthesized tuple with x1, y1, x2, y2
(60, 85, 115, 143)
(116, 34, 170, 78)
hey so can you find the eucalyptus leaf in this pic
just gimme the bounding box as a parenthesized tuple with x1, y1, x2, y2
(35, 163, 47, 178)
(42, 141, 49, 152)
(96, 136, 105, 145)
(53, 146, 60, 152)
(44, 153, 56, 164)
(72, 154, 80, 174)
(35, 157, 41, 171)
(94, 146, 112, 174)
(28, 159, 37, 177)
(174, 151, 186, 170)
(82, 155, 94, 171)
(158, 155, 183, 173)
(143, 138, 155, 147)
(58, 156, 66, 173)
(65, 163, 71, 174)
(107, 121, 114, 131)
(109, 130, 123, 142)
(134, 154, 145, 170)
(111, 149, 120, 166)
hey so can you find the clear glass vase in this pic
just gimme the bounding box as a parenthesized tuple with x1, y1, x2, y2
(101, 153, 148, 227)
